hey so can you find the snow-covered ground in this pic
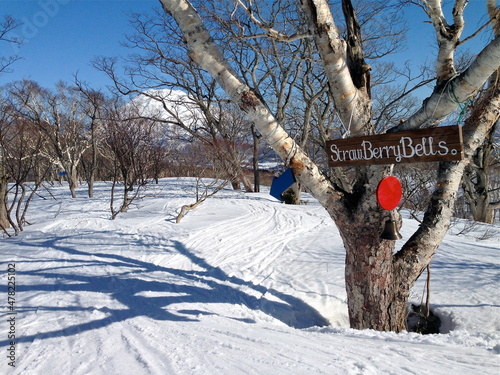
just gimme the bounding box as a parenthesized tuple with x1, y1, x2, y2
(1, 178, 499, 374)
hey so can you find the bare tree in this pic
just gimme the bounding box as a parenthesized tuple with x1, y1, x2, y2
(74, 78, 106, 198)
(157, 0, 500, 332)
(6, 80, 91, 198)
(102, 100, 162, 219)
(200, 0, 419, 201)
(175, 153, 233, 223)
(176, 178, 229, 223)
(0, 107, 49, 236)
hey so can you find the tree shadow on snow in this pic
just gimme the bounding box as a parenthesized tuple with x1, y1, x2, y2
(1, 233, 329, 347)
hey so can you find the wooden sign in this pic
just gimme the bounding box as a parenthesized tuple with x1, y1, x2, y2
(326, 125, 463, 167)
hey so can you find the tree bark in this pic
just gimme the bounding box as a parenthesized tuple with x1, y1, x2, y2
(0, 172, 8, 229)
(463, 138, 496, 224)
(462, 88, 500, 223)
(423, 0, 466, 86)
(251, 124, 260, 193)
(340, 205, 401, 330)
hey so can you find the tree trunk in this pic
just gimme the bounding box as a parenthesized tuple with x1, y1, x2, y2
(463, 163, 495, 223)
(344, 230, 404, 331)
(461, 58, 499, 224)
(85, 146, 97, 199)
(221, 143, 253, 192)
(67, 169, 79, 199)
(299, 0, 372, 137)
(0, 173, 9, 229)
(251, 124, 261, 193)
(230, 180, 240, 190)
(0, 139, 10, 228)
(176, 199, 203, 223)
(334, 170, 409, 331)
(0, 144, 8, 229)
(239, 174, 253, 192)
(88, 178, 94, 199)
(423, 0, 466, 86)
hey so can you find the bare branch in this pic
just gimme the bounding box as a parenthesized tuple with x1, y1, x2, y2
(0, 15, 22, 74)
(233, 0, 311, 42)
(391, 36, 500, 132)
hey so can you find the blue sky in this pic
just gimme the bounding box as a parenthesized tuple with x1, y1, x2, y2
(0, 0, 493, 91)
(0, 0, 157, 88)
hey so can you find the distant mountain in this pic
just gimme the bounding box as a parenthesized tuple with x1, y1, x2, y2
(127, 88, 282, 169)
(127, 89, 204, 144)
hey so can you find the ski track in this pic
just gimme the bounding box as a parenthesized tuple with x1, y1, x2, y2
(182, 199, 325, 284)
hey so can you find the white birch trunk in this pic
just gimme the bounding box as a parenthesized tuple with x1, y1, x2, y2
(423, 0, 466, 84)
(299, 0, 372, 137)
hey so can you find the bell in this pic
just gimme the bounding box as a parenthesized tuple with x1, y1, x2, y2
(381, 220, 402, 240)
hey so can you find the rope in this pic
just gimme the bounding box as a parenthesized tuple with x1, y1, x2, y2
(338, 113, 350, 139)
(339, 90, 358, 138)
(450, 85, 472, 124)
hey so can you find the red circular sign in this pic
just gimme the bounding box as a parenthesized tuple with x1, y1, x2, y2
(377, 176, 402, 210)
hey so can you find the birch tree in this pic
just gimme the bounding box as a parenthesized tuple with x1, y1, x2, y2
(7, 80, 91, 198)
(157, 0, 500, 332)
(462, 115, 498, 223)
(461, 1, 500, 224)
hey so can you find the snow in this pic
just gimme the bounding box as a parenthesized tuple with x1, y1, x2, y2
(1, 178, 499, 374)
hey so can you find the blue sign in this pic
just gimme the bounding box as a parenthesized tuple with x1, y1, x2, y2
(270, 168, 295, 201)
(58, 171, 67, 176)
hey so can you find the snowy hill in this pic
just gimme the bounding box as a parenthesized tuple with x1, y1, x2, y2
(1, 178, 499, 374)
(127, 89, 204, 143)
(129, 89, 203, 123)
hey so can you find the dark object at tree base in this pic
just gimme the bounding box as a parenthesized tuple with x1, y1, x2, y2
(407, 304, 441, 334)
(281, 188, 297, 205)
